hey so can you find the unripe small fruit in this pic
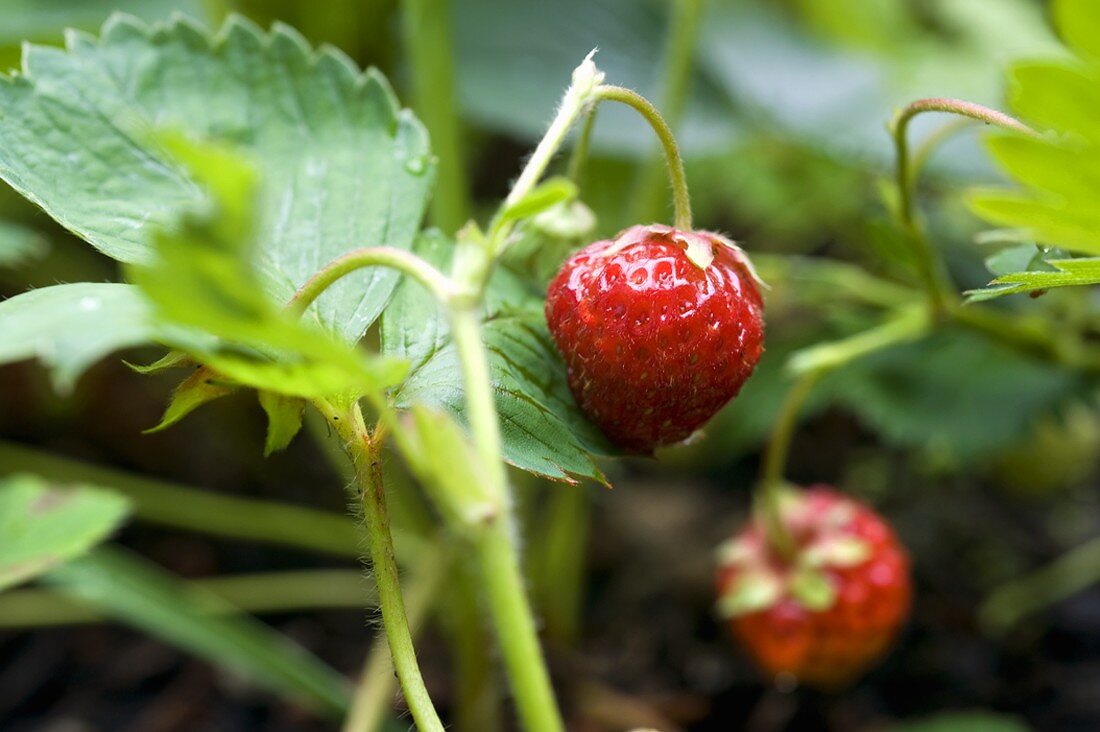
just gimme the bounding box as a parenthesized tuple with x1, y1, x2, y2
(545, 224, 765, 453)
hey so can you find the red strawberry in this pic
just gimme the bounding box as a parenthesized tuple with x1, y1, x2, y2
(545, 224, 765, 453)
(716, 486, 911, 688)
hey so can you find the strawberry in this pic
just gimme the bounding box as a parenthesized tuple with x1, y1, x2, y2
(545, 224, 765, 453)
(716, 486, 911, 688)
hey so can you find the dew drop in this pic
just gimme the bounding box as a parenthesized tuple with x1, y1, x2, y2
(404, 156, 428, 175)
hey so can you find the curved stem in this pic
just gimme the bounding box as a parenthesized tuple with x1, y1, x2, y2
(631, 0, 704, 224)
(597, 84, 693, 230)
(329, 403, 445, 732)
(758, 371, 821, 559)
(890, 98, 1035, 314)
(287, 246, 453, 315)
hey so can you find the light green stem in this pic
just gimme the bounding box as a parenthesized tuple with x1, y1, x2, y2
(596, 85, 692, 230)
(448, 305, 565, 732)
(343, 544, 450, 732)
(631, 0, 704, 224)
(288, 246, 452, 315)
(0, 569, 370, 628)
(0, 441, 360, 558)
(402, 0, 470, 233)
(331, 404, 445, 732)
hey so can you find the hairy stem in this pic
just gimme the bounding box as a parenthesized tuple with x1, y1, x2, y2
(567, 109, 598, 184)
(402, 0, 470, 233)
(343, 543, 450, 732)
(331, 404, 445, 732)
(631, 0, 704, 224)
(597, 85, 693, 230)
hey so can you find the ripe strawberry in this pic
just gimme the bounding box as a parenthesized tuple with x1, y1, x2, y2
(716, 486, 911, 688)
(545, 224, 764, 453)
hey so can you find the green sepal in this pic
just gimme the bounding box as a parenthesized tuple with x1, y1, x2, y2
(789, 567, 836, 611)
(124, 350, 194, 375)
(145, 367, 236, 434)
(258, 392, 306, 456)
(716, 570, 783, 618)
(801, 536, 871, 569)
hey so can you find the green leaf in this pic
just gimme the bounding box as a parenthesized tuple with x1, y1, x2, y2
(258, 391, 305, 456)
(892, 711, 1030, 732)
(0, 282, 210, 392)
(967, 257, 1100, 301)
(0, 220, 48, 268)
(382, 232, 617, 484)
(497, 177, 578, 227)
(789, 567, 836, 611)
(715, 570, 782, 618)
(970, 5, 1100, 256)
(0, 474, 130, 592)
(0, 13, 432, 343)
(44, 545, 350, 715)
(129, 134, 408, 400)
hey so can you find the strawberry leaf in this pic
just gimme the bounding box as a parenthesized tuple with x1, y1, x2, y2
(0, 13, 432, 343)
(381, 232, 618, 485)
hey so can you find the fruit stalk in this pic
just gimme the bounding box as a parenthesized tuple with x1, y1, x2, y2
(596, 85, 693, 231)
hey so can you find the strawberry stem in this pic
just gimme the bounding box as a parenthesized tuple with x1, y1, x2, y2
(596, 85, 693, 231)
(758, 370, 821, 559)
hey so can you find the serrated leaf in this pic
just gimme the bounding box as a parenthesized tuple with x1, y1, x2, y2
(0, 282, 210, 392)
(967, 257, 1100, 301)
(129, 134, 408, 400)
(0, 474, 130, 592)
(0, 13, 432, 343)
(382, 232, 617, 484)
(44, 546, 349, 715)
(258, 391, 305, 456)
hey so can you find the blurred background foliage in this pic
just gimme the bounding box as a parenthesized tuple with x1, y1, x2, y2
(2, 1, 1100, 730)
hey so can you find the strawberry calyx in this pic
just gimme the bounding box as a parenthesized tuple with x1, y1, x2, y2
(597, 224, 766, 285)
(716, 491, 873, 619)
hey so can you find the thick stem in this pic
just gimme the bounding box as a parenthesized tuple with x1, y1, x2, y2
(402, 0, 470, 233)
(597, 85, 693, 230)
(333, 406, 445, 732)
(343, 544, 450, 732)
(757, 371, 821, 559)
(448, 305, 565, 732)
(631, 0, 704, 224)
(287, 246, 453, 315)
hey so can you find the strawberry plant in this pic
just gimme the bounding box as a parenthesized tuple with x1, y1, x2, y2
(2, 1, 1100, 731)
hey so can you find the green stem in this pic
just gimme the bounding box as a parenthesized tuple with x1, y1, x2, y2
(980, 533, 1100, 634)
(448, 305, 565, 732)
(631, 0, 704, 224)
(533, 485, 589, 642)
(332, 404, 445, 732)
(889, 98, 1034, 313)
(343, 544, 451, 732)
(0, 569, 371, 628)
(597, 85, 693, 230)
(566, 109, 598, 184)
(288, 246, 453, 315)
(0, 441, 360, 558)
(402, 0, 470, 233)
(445, 563, 503, 732)
(757, 371, 821, 559)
